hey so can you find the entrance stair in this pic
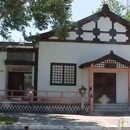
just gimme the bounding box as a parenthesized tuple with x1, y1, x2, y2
(94, 103, 129, 112)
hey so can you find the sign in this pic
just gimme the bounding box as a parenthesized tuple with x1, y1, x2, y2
(118, 118, 130, 128)
(105, 63, 116, 68)
(7, 66, 32, 72)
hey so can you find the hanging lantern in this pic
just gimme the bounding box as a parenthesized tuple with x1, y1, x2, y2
(78, 85, 87, 97)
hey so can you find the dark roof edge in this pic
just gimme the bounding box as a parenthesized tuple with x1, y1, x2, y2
(79, 50, 130, 69)
(0, 42, 33, 46)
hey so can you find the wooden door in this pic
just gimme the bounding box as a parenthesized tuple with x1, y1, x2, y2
(8, 72, 24, 96)
(94, 73, 116, 103)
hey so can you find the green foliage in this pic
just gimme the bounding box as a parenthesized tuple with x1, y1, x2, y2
(0, 0, 73, 40)
(94, 0, 130, 21)
(124, 8, 130, 21)
(0, 116, 18, 124)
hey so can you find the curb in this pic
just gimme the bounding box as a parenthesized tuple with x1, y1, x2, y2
(0, 125, 114, 130)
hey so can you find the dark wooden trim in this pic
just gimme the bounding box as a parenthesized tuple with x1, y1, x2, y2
(5, 60, 35, 66)
(79, 50, 130, 69)
(50, 62, 77, 66)
(39, 39, 130, 45)
(50, 63, 53, 86)
(34, 49, 38, 99)
(105, 63, 116, 68)
(50, 63, 77, 86)
(74, 64, 77, 86)
(79, 61, 93, 69)
(82, 30, 126, 34)
(115, 75, 118, 102)
(94, 21, 99, 39)
(63, 65, 65, 85)
(111, 21, 115, 40)
(0, 42, 33, 46)
(0, 48, 35, 52)
(0, 48, 7, 52)
(30, 31, 54, 40)
(7, 48, 37, 52)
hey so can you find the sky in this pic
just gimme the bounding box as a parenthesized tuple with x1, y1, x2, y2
(0, 0, 127, 42)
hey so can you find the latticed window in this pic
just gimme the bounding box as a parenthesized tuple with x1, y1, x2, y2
(94, 58, 128, 68)
(7, 52, 33, 61)
(50, 63, 77, 85)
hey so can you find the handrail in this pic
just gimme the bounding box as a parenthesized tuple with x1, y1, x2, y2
(0, 89, 88, 104)
(33, 90, 80, 93)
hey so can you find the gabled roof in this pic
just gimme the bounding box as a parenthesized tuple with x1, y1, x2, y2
(79, 50, 130, 69)
(32, 4, 130, 41)
(77, 4, 130, 27)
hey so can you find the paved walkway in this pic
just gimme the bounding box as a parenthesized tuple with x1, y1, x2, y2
(0, 113, 130, 129)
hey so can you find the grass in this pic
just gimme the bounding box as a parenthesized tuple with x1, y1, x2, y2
(0, 116, 18, 125)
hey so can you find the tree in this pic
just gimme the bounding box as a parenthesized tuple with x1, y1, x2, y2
(0, 0, 73, 41)
(93, 0, 130, 21)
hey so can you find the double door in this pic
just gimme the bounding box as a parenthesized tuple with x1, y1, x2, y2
(8, 72, 32, 97)
(94, 73, 116, 103)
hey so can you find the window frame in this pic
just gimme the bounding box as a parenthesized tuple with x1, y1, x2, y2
(50, 63, 77, 86)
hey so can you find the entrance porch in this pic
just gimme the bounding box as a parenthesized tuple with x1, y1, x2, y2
(79, 50, 130, 112)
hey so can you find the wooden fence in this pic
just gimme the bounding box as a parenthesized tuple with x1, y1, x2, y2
(0, 89, 88, 104)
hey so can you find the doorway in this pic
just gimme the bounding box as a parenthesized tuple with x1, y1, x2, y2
(94, 73, 116, 103)
(8, 72, 32, 98)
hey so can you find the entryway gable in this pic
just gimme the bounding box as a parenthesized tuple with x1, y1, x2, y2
(79, 50, 130, 69)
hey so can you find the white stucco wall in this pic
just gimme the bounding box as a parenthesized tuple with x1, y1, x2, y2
(0, 52, 7, 96)
(116, 72, 128, 103)
(98, 17, 112, 31)
(114, 22, 126, 32)
(82, 21, 95, 30)
(37, 14, 130, 103)
(38, 42, 130, 103)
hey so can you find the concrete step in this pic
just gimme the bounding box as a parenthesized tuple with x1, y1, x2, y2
(94, 106, 128, 109)
(94, 108, 128, 112)
(94, 105, 128, 109)
(94, 103, 129, 112)
(91, 111, 130, 116)
(94, 103, 128, 106)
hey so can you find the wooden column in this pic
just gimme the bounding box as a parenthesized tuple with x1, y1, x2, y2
(128, 67, 130, 105)
(89, 64, 93, 113)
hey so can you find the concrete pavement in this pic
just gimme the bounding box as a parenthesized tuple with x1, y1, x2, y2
(0, 113, 130, 129)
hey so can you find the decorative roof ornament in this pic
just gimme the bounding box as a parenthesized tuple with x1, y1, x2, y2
(102, 4, 110, 12)
(110, 50, 114, 54)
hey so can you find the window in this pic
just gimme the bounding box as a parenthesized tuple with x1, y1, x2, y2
(50, 63, 77, 85)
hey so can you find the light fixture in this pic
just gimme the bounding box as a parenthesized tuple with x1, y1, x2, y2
(78, 85, 87, 97)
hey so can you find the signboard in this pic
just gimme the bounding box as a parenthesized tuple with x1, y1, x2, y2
(105, 63, 116, 68)
(7, 66, 32, 72)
